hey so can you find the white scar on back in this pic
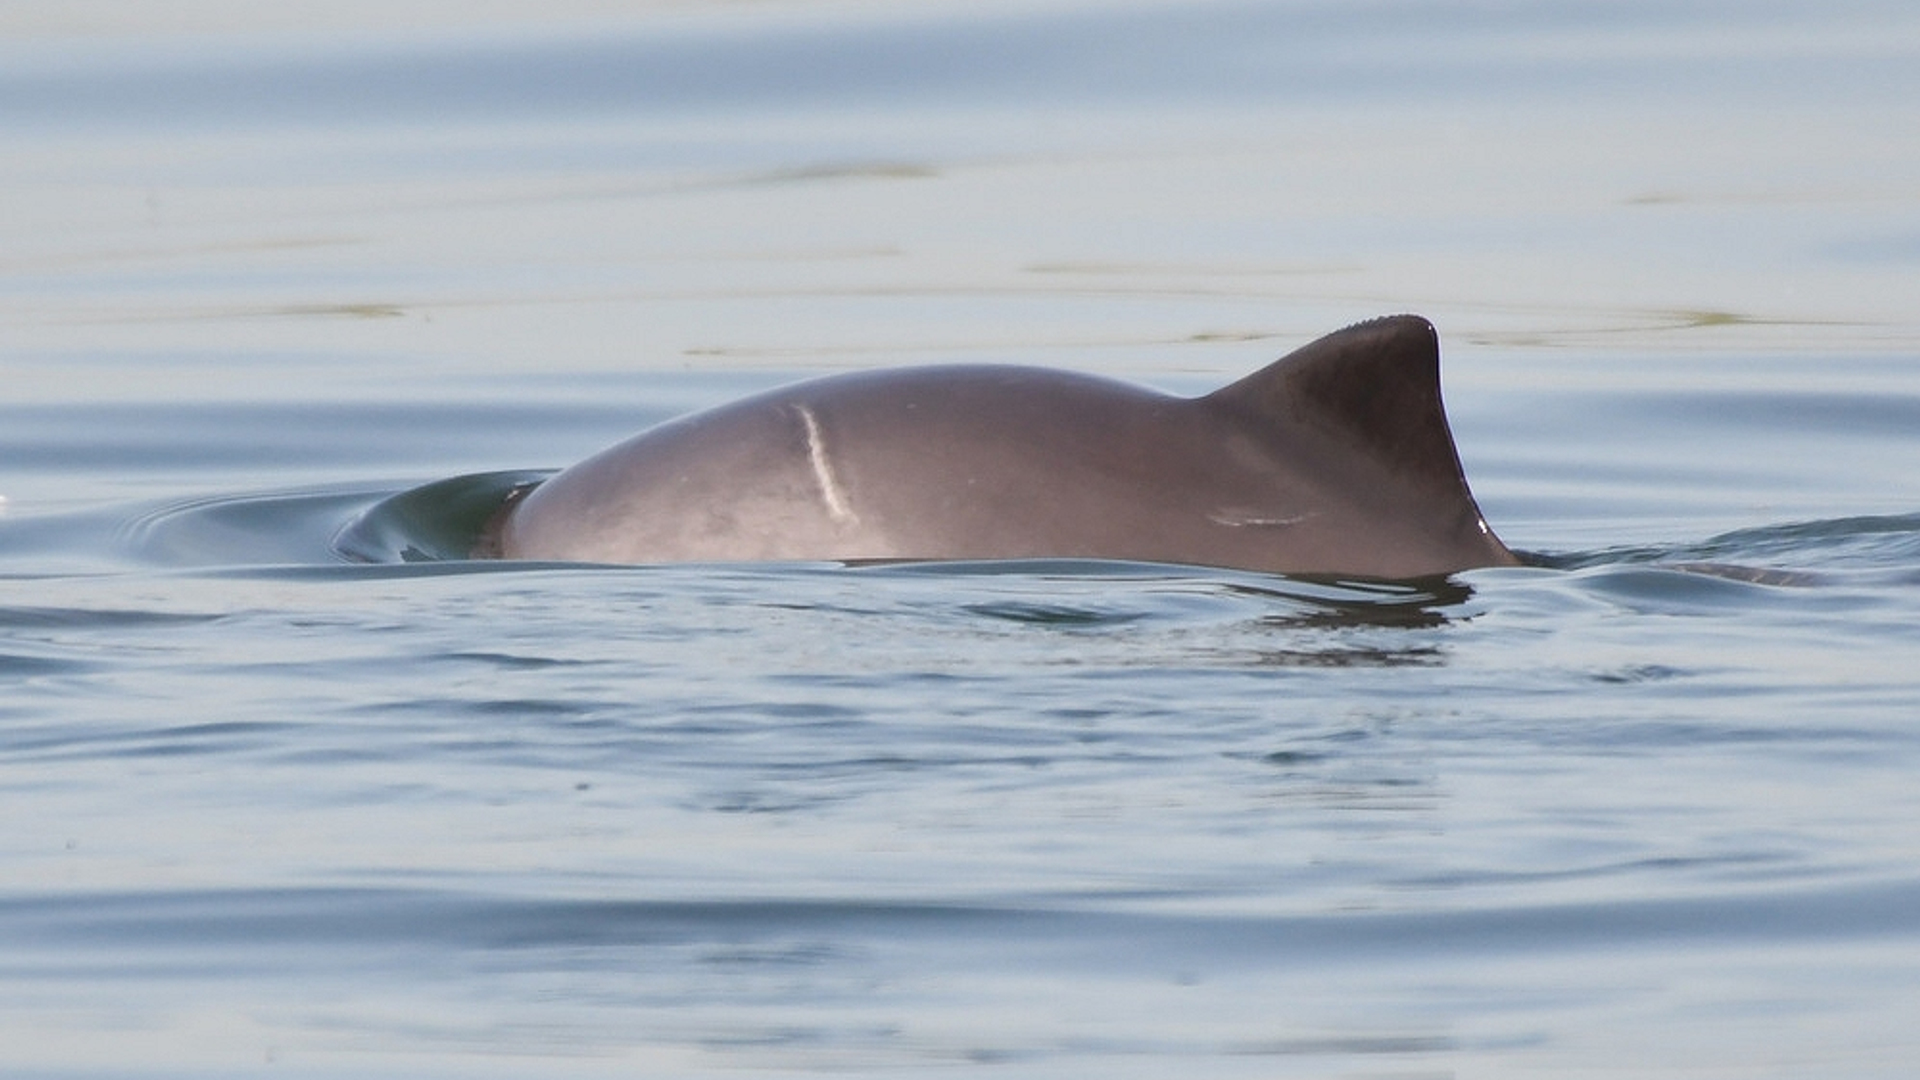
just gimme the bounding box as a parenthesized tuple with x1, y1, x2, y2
(1207, 508, 1313, 528)
(794, 404, 857, 524)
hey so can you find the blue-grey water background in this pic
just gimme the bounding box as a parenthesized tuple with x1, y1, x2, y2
(4, 1, 1920, 1075)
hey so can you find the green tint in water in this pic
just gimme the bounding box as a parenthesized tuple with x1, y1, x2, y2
(334, 470, 548, 563)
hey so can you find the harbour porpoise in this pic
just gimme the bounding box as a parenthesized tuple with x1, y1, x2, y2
(483, 314, 1519, 578)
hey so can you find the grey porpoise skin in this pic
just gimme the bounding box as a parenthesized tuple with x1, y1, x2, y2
(486, 315, 1520, 578)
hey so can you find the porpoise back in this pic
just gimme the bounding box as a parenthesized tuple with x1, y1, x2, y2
(487, 315, 1518, 578)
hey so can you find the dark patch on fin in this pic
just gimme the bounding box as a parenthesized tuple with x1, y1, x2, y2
(1203, 314, 1465, 487)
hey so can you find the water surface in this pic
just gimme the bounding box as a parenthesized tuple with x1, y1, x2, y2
(3, 1, 1919, 1076)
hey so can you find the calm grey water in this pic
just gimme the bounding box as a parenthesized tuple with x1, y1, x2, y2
(4, 1, 1920, 1076)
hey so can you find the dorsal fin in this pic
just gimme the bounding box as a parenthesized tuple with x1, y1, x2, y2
(1203, 314, 1467, 488)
